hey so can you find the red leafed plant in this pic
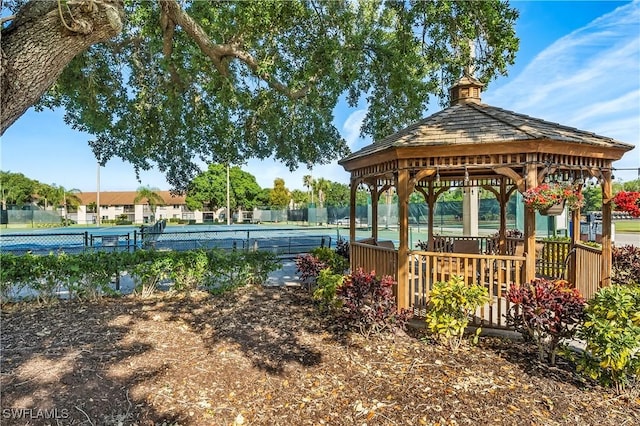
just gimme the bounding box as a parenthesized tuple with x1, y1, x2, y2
(506, 278, 586, 366)
(612, 191, 640, 217)
(336, 268, 411, 337)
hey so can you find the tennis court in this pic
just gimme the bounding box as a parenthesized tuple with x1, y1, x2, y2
(0, 224, 342, 256)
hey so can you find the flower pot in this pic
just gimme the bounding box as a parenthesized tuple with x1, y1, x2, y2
(540, 200, 565, 216)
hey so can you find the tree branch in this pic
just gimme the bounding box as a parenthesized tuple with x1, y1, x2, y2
(160, 7, 182, 86)
(159, 0, 312, 100)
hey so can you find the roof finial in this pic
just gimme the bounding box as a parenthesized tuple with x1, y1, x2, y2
(449, 39, 484, 106)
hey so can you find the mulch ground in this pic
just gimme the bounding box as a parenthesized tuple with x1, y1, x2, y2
(1, 285, 638, 426)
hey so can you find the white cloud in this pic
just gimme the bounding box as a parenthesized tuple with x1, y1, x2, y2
(342, 109, 368, 149)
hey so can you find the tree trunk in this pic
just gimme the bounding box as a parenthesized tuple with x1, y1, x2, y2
(1, 0, 124, 134)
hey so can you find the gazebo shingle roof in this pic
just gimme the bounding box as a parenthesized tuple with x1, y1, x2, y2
(339, 102, 633, 164)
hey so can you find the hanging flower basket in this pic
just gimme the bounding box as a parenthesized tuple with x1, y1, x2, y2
(522, 183, 584, 213)
(540, 200, 566, 216)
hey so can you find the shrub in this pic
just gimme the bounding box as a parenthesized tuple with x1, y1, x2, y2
(170, 250, 209, 292)
(130, 252, 173, 297)
(313, 268, 344, 311)
(575, 285, 640, 393)
(243, 250, 281, 286)
(311, 247, 349, 275)
(0, 253, 35, 303)
(612, 245, 640, 286)
(204, 249, 250, 293)
(506, 278, 585, 365)
(336, 268, 411, 337)
(295, 253, 328, 285)
(425, 276, 489, 351)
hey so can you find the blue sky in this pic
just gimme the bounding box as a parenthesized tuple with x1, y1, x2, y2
(1, 1, 639, 192)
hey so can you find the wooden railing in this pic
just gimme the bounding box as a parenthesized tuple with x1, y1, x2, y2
(408, 251, 526, 329)
(572, 244, 603, 300)
(350, 242, 398, 280)
(537, 240, 571, 279)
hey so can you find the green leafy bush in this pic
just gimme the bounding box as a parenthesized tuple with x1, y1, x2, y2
(426, 276, 489, 351)
(311, 247, 349, 275)
(170, 250, 209, 292)
(575, 284, 640, 393)
(130, 252, 173, 297)
(506, 278, 585, 365)
(313, 268, 344, 311)
(337, 268, 411, 337)
(295, 246, 349, 287)
(0, 253, 35, 302)
(0, 248, 281, 301)
(243, 250, 281, 286)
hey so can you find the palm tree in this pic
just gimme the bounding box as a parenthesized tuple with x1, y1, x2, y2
(303, 174, 314, 205)
(134, 186, 165, 223)
(51, 185, 81, 226)
(313, 178, 330, 208)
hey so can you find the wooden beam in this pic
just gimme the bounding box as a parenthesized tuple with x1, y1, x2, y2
(349, 179, 357, 243)
(409, 169, 436, 189)
(397, 168, 410, 310)
(493, 166, 525, 193)
(601, 169, 613, 287)
(370, 184, 378, 240)
(523, 156, 538, 282)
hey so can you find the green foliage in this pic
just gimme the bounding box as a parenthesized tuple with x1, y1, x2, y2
(582, 184, 602, 212)
(169, 250, 209, 292)
(313, 268, 344, 311)
(185, 164, 263, 211)
(134, 186, 165, 219)
(0, 171, 38, 207)
(323, 181, 350, 208)
(269, 178, 290, 209)
(130, 252, 173, 297)
(0, 252, 36, 302)
(290, 189, 308, 208)
(425, 276, 489, 351)
(506, 278, 585, 366)
(243, 250, 281, 286)
(34, 0, 519, 191)
(203, 249, 280, 293)
(311, 247, 349, 275)
(575, 285, 640, 393)
(0, 248, 281, 302)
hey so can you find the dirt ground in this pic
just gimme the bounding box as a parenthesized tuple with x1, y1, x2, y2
(1, 285, 638, 426)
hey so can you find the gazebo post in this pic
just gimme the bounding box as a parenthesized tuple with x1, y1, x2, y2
(396, 168, 410, 310)
(600, 169, 613, 287)
(523, 158, 538, 282)
(349, 178, 357, 243)
(370, 181, 379, 241)
(427, 181, 435, 251)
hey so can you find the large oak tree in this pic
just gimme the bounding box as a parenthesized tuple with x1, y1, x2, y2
(1, 0, 519, 191)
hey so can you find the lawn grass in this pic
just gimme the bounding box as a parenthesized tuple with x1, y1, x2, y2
(614, 220, 640, 233)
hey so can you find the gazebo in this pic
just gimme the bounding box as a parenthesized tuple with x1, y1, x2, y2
(338, 75, 634, 327)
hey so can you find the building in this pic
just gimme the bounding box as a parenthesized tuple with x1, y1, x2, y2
(76, 191, 200, 225)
